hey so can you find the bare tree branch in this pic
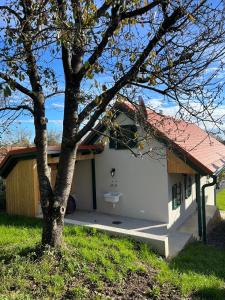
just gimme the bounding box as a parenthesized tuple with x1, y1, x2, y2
(0, 5, 22, 22)
(77, 6, 185, 130)
(0, 72, 34, 99)
(45, 91, 65, 99)
(0, 105, 34, 115)
(121, 0, 160, 19)
(77, 4, 121, 80)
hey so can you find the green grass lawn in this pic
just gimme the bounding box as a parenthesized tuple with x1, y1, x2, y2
(216, 188, 225, 210)
(0, 213, 225, 299)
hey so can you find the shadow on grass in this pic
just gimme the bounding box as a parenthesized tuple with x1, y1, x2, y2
(192, 287, 225, 300)
(170, 242, 225, 299)
(0, 244, 43, 263)
(170, 242, 225, 280)
(0, 212, 42, 228)
(0, 243, 64, 266)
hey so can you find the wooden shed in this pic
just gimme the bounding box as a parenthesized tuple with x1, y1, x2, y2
(0, 145, 103, 217)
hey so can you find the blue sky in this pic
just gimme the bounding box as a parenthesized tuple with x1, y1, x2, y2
(1, 1, 225, 140)
(6, 63, 225, 140)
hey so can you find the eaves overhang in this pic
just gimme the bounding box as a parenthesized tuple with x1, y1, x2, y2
(0, 144, 104, 178)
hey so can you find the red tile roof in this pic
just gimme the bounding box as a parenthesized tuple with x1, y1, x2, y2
(120, 101, 225, 174)
(0, 146, 26, 164)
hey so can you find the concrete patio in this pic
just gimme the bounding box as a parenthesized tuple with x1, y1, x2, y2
(64, 211, 194, 258)
(37, 205, 219, 258)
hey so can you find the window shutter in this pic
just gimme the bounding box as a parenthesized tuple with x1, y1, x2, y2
(172, 184, 177, 210)
(187, 176, 192, 197)
(172, 183, 183, 210)
(177, 182, 182, 205)
(184, 175, 187, 199)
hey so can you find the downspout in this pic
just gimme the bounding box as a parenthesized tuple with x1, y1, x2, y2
(201, 175, 217, 243)
(195, 174, 202, 239)
(91, 158, 97, 210)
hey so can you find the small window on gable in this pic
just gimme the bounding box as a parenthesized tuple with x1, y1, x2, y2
(172, 183, 183, 210)
(109, 125, 138, 150)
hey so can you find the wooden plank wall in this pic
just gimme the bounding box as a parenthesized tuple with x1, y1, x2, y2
(6, 159, 37, 217)
(6, 154, 94, 217)
(167, 151, 196, 174)
(26, 162, 58, 217)
(33, 160, 41, 216)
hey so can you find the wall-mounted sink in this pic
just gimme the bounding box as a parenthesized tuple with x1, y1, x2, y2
(104, 192, 122, 204)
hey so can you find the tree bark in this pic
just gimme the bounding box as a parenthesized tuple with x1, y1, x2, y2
(32, 93, 55, 246)
(41, 146, 78, 247)
(42, 207, 64, 247)
(39, 0, 83, 248)
(40, 84, 79, 247)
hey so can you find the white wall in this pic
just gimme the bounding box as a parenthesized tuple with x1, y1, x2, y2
(201, 176, 216, 206)
(69, 112, 216, 227)
(95, 114, 169, 222)
(71, 160, 93, 210)
(167, 174, 216, 229)
(167, 173, 197, 229)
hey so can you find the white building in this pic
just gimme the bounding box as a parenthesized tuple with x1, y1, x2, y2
(1, 100, 225, 257)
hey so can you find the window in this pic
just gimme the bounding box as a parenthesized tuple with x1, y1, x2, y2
(184, 175, 192, 198)
(109, 125, 138, 150)
(172, 182, 183, 210)
(184, 175, 187, 199)
(177, 182, 183, 204)
(187, 176, 192, 197)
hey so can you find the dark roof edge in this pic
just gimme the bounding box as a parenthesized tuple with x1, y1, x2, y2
(0, 152, 37, 178)
(0, 144, 104, 178)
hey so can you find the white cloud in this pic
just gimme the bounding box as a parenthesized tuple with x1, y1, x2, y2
(15, 119, 33, 124)
(15, 119, 63, 124)
(160, 105, 179, 116)
(52, 103, 64, 109)
(146, 98, 164, 109)
(48, 120, 63, 124)
(144, 96, 225, 135)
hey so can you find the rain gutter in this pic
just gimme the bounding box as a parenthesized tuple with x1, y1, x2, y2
(201, 175, 217, 243)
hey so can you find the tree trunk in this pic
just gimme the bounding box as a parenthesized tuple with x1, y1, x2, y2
(40, 83, 79, 247)
(33, 93, 56, 246)
(41, 145, 78, 247)
(19, 0, 81, 249)
(42, 207, 64, 247)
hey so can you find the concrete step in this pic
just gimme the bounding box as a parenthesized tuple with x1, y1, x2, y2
(178, 211, 199, 238)
(168, 231, 194, 258)
(178, 205, 218, 238)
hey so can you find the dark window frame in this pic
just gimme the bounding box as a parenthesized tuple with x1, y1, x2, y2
(187, 175, 192, 197)
(172, 182, 183, 210)
(184, 175, 192, 199)
(109, 124, 138, 150)
(172, 184, 178, 210)
(177, 182, 183, 204)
